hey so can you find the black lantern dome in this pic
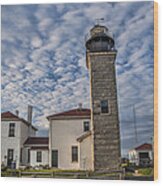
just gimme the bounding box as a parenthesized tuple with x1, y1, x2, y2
(85, 25, 115, 52)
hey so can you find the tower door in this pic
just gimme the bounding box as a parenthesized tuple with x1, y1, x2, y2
(7, 149, 14, 167)
(52, 150, 58, 168)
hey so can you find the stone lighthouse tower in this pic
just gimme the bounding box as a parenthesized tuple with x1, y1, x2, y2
(85, 24, 121, 171)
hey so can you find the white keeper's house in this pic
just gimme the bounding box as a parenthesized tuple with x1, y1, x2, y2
(47, 106, 93, 170)
(1, 106, 49, 169)
(1, 105, 93, 170)
(1, 109, 37, 168)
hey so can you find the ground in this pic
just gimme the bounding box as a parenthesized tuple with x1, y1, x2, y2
(1, 167, 154, 180)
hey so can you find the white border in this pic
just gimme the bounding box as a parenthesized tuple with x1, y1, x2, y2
(0, 0, 162, 186)
(0, 0, 157, 5)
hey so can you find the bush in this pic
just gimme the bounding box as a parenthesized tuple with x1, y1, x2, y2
(24, 165, 32, 170)
(42, 164, 50, 169)
(125, 166, 135, 173)
(138, 168, 153, 176)
(1, 164, 7, 172)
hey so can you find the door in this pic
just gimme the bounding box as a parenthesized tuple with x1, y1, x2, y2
(52, 150, 58, 167)
(7, 149, 14, 167)
(139, 152, 150, 166)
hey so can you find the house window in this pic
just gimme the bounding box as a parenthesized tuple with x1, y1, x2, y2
(72, 146, 78, 162)
(20, 148, 23, 163)
(8, 123, 15, 137)
(101, 100, 109, 113)
(36, 151, 42, 162)
(8, 149, 14, 160)
(27, 149, 30, 163)
(83, 121, 90, 132)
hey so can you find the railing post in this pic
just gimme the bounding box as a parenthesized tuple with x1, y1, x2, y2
(86, 171, 89, 178)
(119, 172, 122, 180)
(19, 171, 21, 177)
(121, 167, 125, 180)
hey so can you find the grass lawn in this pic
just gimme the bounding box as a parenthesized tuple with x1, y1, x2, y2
(137, 167, 153, 176)
(1, 168, 122, 179)
(1, 168, 90, 178)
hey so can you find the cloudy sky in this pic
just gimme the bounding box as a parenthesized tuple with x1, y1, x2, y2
(1, 1, 154, 156)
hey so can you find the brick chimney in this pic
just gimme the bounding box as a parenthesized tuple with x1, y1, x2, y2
(27, 105, 33, 124)
(78, 103, 82, 110)
(15, 110, 19, 116)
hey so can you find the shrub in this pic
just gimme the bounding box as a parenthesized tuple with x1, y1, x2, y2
(138, 168, 153, 176)
(1, 164, 7, 172)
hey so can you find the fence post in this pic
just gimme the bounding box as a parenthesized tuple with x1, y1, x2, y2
(86, 171, 89, 178)
(53, 171, 55, 178)
(19, 171, 21, 177)
(122, 167, 125, 180)
(119, 173, 122, 180)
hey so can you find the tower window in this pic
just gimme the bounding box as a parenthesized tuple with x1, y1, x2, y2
(83, 121, 90, 132)
(101, 100, 109, 113)
(8, 123, 15, 137)
(72, 146, 78, 162)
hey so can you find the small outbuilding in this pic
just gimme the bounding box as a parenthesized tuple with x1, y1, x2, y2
(24, 137, 49, 167)
(128, 143, 153, 167)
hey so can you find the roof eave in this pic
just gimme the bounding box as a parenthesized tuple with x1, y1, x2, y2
(1, 117, 37, 130)
(1, 118, 20, 121)
(77, 131, 92, 142)
(48, 115, 91, 121)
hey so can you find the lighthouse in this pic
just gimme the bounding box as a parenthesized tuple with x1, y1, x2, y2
(85, 24, 121, 171)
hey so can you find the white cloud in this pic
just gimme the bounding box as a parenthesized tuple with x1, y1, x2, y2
(31, 36, 43, 48)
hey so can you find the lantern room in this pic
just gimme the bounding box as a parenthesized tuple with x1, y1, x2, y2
(85, 25, 115, 52)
